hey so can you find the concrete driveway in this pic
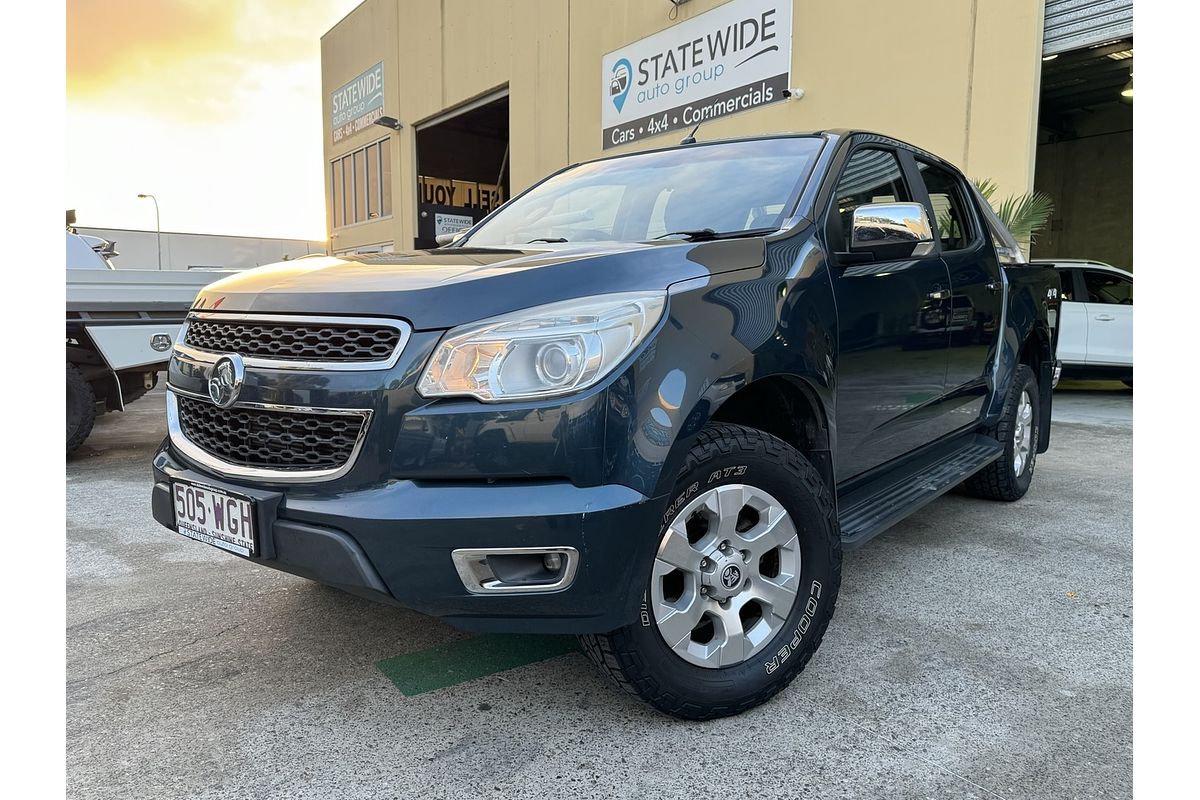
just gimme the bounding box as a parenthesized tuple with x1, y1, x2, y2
(67, 385, 1132, 799)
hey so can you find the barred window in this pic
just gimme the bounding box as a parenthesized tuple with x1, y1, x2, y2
(331, 139, 392, 227)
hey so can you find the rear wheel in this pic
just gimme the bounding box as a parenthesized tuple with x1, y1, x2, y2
(66, 363, 97, 454)
(579, 424, 841, 720)
(965, 364, 1039, 501)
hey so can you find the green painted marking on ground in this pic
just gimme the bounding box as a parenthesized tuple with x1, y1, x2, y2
(376, 634, 579, 696)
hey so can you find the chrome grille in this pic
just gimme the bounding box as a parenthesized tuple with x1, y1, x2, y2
(183, 317, 403, 362)
(176, 395, 366, 471)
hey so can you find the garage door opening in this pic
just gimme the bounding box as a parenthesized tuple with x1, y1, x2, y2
(1032, 38, 1133, 269)
(414, 91, 510, 249)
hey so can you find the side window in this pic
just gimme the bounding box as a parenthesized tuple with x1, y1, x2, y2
(916, 160, 977, 251)
(1059, 270, 1076, 302)
(1083, 270, 1133, 305)
(833, 149, 912, 251)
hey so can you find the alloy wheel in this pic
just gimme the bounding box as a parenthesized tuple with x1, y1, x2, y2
(1013, 389, 1033, 475)
(651, 484, 801, 668)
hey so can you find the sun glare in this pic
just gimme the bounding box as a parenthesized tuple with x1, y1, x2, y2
(66, 0, 362, 241)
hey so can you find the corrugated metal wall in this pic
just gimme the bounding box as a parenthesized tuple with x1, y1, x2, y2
(1043, 0, 1133, 56)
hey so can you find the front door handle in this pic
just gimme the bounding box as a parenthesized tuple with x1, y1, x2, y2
(928, 287, 948, 301)
(1094, 313, 1115, 322)
(985, 281, 1001, 293)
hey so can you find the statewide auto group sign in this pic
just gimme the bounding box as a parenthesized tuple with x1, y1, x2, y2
(601, 0, 792, 149)
(331, 62, 384, 144)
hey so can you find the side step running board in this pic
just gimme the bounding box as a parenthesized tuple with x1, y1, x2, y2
(837, 434, 1003, 549)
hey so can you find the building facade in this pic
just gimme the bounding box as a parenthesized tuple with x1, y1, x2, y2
(321, 0, 1131, 266)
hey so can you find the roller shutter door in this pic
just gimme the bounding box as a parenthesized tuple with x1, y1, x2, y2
(1043, 0, 1133, 57)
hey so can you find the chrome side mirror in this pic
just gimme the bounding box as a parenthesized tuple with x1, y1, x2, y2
(850, 202, 935, 258)
(435, 231, 467, 247)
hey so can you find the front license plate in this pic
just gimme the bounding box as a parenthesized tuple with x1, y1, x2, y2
(171, 480, 256, 556)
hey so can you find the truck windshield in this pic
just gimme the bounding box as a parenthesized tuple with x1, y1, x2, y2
(463, 137, 824, 246)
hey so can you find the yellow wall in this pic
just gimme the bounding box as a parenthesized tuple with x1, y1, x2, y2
(320, 0, 400, 254)
(323, 0, 1045, 250)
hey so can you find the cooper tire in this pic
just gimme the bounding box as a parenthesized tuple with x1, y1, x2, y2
(964, 364, 1039, 501)
(579, 423, 841, 720)
(67, 362, 97, 455)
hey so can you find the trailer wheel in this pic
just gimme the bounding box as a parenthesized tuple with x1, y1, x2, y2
(67, 363, 97, 454)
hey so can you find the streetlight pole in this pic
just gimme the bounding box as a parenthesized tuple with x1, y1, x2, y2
(137, 193, 162, 270)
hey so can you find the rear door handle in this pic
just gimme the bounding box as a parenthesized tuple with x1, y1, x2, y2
(1094, 314, 1115, 322)
(927, 286, 948, 300)
(985, 281, 1001, 293)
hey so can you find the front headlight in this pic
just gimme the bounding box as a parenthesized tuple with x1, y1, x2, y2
(417, 291, 666, 401)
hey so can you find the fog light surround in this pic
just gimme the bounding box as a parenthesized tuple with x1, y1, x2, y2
(452, 546, 579, 594)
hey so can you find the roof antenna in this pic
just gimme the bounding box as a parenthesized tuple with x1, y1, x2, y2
(679, 123, 701, 145)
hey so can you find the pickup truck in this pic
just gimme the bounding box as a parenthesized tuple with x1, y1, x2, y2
(66, 230, 230, 453)
(150, 131, 1060, 719)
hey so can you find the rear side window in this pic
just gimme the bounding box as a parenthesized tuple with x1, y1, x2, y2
(916, 160, 977, 251)
(1059, 270, 1077, 302)
(1083, 270, 1133, 305)
(832, 149, 912, 251)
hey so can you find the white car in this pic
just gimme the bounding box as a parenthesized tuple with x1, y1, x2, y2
(1048, 260, 1133, 385)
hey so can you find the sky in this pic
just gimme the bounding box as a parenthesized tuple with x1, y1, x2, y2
(66, 0, 363, 241)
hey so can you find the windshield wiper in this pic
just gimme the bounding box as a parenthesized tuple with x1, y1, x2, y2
(654, 226, 778, 242)
(655, 228, 717, 241)
(528, 237, 569, 243)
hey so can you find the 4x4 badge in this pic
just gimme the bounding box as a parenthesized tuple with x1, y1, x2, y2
(207, 354, 245, 408)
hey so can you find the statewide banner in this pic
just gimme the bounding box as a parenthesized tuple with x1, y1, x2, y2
(331, 62, 385, 144)
(601, 0, 792, 150)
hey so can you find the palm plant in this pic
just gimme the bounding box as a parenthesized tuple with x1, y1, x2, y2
(972, 179, 1055, 243)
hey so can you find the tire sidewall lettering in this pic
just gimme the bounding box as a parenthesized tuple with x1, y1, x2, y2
(661, 481, 701, 528)
(659, 465, 750, 527)
(764, 580, 823, 674)
(706, 465, 747, 485)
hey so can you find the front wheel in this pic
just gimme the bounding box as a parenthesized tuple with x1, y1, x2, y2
(579, 424, 841, 720)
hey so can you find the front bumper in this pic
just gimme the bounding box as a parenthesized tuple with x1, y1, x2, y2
(151, 444, 665, 633)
